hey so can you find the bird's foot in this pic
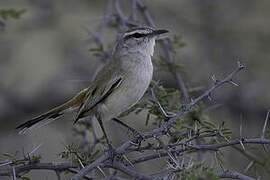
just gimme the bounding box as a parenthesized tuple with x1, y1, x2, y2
(130, 130, 145, 149)
(105, 143, 116, 163)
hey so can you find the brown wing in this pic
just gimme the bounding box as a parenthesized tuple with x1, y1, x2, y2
(73, 75, 122, 124)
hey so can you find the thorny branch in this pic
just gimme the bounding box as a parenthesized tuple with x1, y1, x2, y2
(1, 137, 268, 178)
(127, 138, 270, 166)
(218, 170, 255, 180)
(1, 1, 269, 180)
(0, 144, 42, 168)
(72, 62, 246, 180)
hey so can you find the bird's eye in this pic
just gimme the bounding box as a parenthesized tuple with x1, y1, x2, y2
(132, 33, 145, 38)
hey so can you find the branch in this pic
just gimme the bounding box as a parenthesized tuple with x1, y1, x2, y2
(129, 0, 137, 22)
(72, 61, 245, 179)
(0, 162, 75, 177)
(218, 170, 255, 180)
(104, 175, 129, 180)
(129, 138, 270, 165)
(104, 161, 156, 180)
(68, 168, 93, 180)
(0, 144, 42, 167)
(85, 0, 113, 82)
(2, 137, 268, 178)
(143, 61, 244, 138)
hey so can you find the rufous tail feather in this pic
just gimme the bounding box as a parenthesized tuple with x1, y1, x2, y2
(16, 88, 88, 134)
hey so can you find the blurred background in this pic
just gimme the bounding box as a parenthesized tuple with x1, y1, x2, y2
(1, 0, 270, 179)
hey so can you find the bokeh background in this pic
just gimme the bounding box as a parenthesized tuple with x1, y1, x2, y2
(1, 0, 270, 179)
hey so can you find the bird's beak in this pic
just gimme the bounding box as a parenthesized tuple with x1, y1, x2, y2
(151, 29, 169, 36)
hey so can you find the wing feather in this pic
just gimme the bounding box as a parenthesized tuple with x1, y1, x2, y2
(73, 76, 122, 124)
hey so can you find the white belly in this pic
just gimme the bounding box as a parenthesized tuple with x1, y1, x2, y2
(96, 60, 153, 121)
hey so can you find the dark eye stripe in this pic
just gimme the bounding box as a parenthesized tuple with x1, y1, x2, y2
(132, 33, 147, 38)
(125, 33, 147, 39)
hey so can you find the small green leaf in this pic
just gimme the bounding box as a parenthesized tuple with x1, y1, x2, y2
(3, 153, 14, 159)
(0, 9, 26, 20)
(145, 113, 150, 126)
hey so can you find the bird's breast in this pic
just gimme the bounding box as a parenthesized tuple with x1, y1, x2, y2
(97, 55, 153, 121)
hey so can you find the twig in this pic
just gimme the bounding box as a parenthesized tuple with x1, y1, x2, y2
(68, 168, 93, 180)
(71, 154, 108, 180)
(12, 167, 16, 180)
(104, 160, 155, 180)
(55, 170, 61, 180)
(261, 110, 270, 139)
(218, 170, 255, 180)
(129, 0, 137, 22)
(214, 152, 224, 171)
(84, 0, 113, 83)
(71, 61, 245, 179)
(97, 0, 111, 43)
(128, 138, 270, 165)
(244, 161, 254, 173)
(144, 61, 244, 138)
(2, 136, 268, 178)
(79, 0, 113, 156)
(0, 162, 76, 176)
(150, 88, 175, 118)
(105, 175, 129, 180)
(0, 144, 42, 167)
(96, 166, 106, 177)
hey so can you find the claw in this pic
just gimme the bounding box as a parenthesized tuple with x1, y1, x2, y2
(106, 143, 116, 163)
(131, 130, 144, 149)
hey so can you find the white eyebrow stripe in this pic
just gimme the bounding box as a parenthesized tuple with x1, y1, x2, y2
(124, 29, 150, 37)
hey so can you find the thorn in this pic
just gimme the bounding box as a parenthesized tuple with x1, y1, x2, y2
(214, 152, 224, 171)
(237, 60, 245, 69)
(240, 116, 243, 138)
(0, 161, 11, 167)
(123, 155, 134, 168)
(229, 80, 239, 87)
(168, 151, 179, 168)
(188, 130, 192, 139)
(244, 161, 254, 173)
(158, 150, 162, 158)
(29, 143, 43, 157)
(262, 144, 268, 153)
(211, 74, 217, 83)
(180, 156, 185, 168)
(77, 157, 84, 168)
(171, 173, 176, 180)
(208, 93, 212, 101)
(239, 139, 246, 151)
(187, 157, 193, 169)
(55, 170, 61, 180)
(130, 141, 138, 146)
(97, 166, 106, 177)
(12, 166, 16, 180)
(261, 110, 269, 139)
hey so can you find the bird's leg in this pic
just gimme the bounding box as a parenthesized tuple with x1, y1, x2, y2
(112, 118, 137, 133)
(112, 118, 144, 147)
(96, 117, 115, 160)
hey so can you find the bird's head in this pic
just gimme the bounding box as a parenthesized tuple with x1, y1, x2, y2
(115, 26, 168, 57)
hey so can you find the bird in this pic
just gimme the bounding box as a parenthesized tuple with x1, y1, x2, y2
(16, 26, 169, 149)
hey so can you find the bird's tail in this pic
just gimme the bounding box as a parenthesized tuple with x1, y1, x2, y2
(16, 88, 88, 134)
